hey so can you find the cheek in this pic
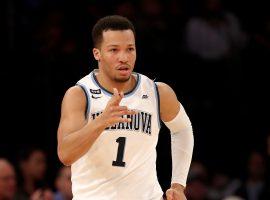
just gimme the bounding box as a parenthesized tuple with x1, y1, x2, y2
(102, 54, 114, 63)
(130, 53, 136, 62)
(105, 57, 115, 63)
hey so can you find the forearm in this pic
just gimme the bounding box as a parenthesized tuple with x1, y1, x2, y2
(164, 103, 194, 187)
(58, 118, 106, 166)
(171, 126, 193, 186)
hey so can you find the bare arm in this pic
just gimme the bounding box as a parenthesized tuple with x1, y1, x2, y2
(57, 87, 135, 166)
(156, 82, 180, 122)
(57, 86, 104, 166)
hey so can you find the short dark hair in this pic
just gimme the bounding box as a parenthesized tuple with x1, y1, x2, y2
(92, 15, 135, 48)
(17, 146, 45, 162)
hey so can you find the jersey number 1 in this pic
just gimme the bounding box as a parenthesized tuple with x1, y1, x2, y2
(112, 137, 126, 167)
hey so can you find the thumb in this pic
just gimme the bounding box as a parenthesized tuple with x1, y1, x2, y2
(166, 189, 174, 200)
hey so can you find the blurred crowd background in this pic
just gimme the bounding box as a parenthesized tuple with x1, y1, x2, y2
(1, 0, 270, 199)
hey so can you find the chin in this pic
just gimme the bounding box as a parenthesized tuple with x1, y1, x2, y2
(115, 76, 131, 83)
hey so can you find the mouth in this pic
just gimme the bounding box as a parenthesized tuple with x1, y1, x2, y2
(117, 65, 131, 76)
(117, 65, 130, 70)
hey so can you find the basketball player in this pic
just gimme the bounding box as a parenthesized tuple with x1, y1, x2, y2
(57, 15, 194, 200)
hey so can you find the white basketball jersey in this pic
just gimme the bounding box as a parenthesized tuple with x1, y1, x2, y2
(72, 69, 163, 200)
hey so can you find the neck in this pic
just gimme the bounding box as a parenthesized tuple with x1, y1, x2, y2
(96, 70, 136, 94)
(23, 177, 35, 195)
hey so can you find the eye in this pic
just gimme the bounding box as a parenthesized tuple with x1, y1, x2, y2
(109, 48, 117, 52)
(128, 47, 135, 52)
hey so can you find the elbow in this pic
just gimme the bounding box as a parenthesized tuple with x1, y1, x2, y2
(57, 148, 73, 166)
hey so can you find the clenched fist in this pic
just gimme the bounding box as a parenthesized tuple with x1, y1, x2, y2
(165, 183, 187, 200)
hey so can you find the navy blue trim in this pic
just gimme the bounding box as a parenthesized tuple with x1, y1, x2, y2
(76, 83, 91, 119)
(91, 71, 141, 97)
(125, 74, 141, 97)
(154, 82, 161, 129)
(90, 72, 112, 96)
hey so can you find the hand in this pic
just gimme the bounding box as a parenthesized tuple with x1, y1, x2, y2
(165, 184, 187, 200)
(98, 88, 136, 128)
(30, 189, 53, 200)
(30, 189, 43, 200)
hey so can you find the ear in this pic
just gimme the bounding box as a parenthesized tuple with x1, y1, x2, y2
(93, 48, 101, 61)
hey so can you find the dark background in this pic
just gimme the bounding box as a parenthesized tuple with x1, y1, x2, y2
(2, 0, 270, 192)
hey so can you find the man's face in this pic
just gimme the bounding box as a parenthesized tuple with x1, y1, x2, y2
(0, 161, 16, 200)
(22, 150, 47, 180)
(93, 29, 136, 82)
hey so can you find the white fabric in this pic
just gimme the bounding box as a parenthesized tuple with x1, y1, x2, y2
(72, 70, 163, 200)
(164, 103, 194, 187)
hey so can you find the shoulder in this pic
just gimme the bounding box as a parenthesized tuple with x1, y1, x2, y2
(155, 82, 180, 122)
(63, 86, 85, 101)
(61, 86, 87, 112)
(155, 82, 176, 98)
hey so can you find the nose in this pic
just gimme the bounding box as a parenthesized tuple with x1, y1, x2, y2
(118, 51, 128, 63)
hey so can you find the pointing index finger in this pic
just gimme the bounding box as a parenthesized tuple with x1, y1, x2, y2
(120, 91, 124, 98)
(109, 88, 123, 105)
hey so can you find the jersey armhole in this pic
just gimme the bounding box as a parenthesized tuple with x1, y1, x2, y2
(76, 83, 91, 119)
(154, 82, 161, 129)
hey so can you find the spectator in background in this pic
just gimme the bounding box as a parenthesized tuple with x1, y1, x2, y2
(208, 171, 241, 200)
(54, 166, 72, 200)
(185, 176, 209, 200)
(188, 161, 208, 182)
(0, 158, 17, 200)
(29, 189, 53, 200)
(235, 151, 269, 200)
(183, 0, 248, 142)
(15, 147, 48, 199)
(184, 0, 247, 100)
(185, 161, 209, 200)
(222, 196, 244, 200)
(185, 0, 247, 61)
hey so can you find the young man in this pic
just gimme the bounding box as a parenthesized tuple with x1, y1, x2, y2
(0, 159, 16, 200)
(57, 15, 194, 200)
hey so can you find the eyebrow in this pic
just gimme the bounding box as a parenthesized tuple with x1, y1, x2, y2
(106, 44, 135, 47)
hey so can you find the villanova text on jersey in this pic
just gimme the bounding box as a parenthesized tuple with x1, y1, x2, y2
(91, 110, 152, 135)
